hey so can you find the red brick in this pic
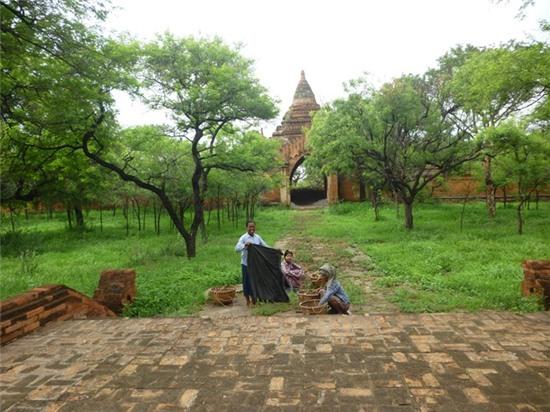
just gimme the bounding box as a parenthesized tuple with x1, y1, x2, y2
(3, 316, 39, 334)
(37, 304, 66, 320)
(23, 321, 39, 333)
(0, 318, 12, 330)
(523, 260, 550, 271)
(26, 306, 46, 318)
(0, 326, 25, 345)
(93, 269, 136, 314)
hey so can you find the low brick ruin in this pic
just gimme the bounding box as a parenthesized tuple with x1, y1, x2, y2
(0, 268, 137, 345)
(521, 259, 550, 310)
(93, 268, 137, 314)
(0, 285, 116, 345)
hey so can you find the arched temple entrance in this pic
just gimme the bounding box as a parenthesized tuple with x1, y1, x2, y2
(289, 156, 326, 205)
(263, 71, 339, 206)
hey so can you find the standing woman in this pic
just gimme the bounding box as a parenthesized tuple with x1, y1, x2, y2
(235, 220, 267, 306)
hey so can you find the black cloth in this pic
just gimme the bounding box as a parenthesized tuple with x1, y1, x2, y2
(246, 244, 289, 302)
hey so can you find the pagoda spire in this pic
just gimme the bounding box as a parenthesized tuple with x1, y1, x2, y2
(292, 70, 317, 105)
(272, 71, 320, 139)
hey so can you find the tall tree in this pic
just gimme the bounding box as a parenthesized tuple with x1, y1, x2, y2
(1, 0, 137, 210)
(308, 75, 480, 229)
(448, 43, 550, 217)
(487, 122, 550, 234)
(136, 35, 277, 256)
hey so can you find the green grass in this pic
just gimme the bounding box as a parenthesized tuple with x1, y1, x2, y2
(0, 206, 294, 316)
(341, 279, 367, 305)
(2, 200, 548, 315)
(310, 201, 549, 312)
(251, 292, 299, 316)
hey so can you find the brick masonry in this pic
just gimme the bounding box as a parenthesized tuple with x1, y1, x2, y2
(521, 260, 550, 310)
(0, 285, 115, 346)
(1, 312, 549, 411)
(93, 269, 137, 314)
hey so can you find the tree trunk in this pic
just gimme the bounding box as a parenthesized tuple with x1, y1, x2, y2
(185, 234, 196, 257)
(187, 136, 207, 257)
(517, 201, 525, 235)
(180, 202, 187, 226)
(200, 218, 208, 242)
(235, 199, 239, 228)
(66, 207, 73, 229)
(24, 207, 29, 221)
(153, 204, 158, 234)
(74, 206, 84, 227)
(156, 205, 161, 236)
(142, 205, 146, 231)
(371, 189, 379, 221)
(503, 187, 507, 208)
(132, 198, 141, 231)
(251, 196, 256, 219)
(483, 155, 496, 219)
(404, 201, 414, 230)
(123, 200, 129, 236)
(460, 193, 470, 232)
(394, 191, 400, 218)
(217, 186, 221, 231)
(9, 208, 16, 232)
(359, 176, 366, 202)
(536, 190, 540, 210)
(99, 206, 103, 232)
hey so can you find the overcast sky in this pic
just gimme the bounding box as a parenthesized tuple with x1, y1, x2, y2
(106, 0, 550, 135)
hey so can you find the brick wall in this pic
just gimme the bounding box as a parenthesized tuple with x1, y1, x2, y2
(521, 260, 550, 310)
(0, 284, 116, 345)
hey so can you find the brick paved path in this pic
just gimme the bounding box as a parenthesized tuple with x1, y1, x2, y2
(1, 312, 550, 411)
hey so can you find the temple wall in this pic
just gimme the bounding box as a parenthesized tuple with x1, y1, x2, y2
(336, 175, 550, 202)
(262, 189, 281, 204)
(339, 177, 360, 201)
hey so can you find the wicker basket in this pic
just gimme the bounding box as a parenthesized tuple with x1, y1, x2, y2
(299, 299, 328, 315)
(309, 275, 324, 288)
(298, 289, 321, 303)
(210, 286, 236, 305)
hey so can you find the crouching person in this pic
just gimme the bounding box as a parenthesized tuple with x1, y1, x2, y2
(318, 263, 351, 315)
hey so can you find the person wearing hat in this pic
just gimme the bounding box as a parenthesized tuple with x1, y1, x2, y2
(317, 263, 351, 315)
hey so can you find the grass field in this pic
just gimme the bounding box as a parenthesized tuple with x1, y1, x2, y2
(1, 200, 548, 315)
(0, 206, 293, 316)
(314, 201, 550, 312)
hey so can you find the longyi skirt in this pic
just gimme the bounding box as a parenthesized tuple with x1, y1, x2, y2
(241, 264, 253, 297)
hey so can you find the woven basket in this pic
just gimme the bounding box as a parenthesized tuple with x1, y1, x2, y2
(299, 299, 328, 315)
(210, 286, 236, 305)
(298, 289, 321, 303)
(309, 275, 324, 288)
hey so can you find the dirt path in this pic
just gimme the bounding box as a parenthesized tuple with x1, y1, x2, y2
(274, 210, 398, 314)
(199, 209, 398, 317)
